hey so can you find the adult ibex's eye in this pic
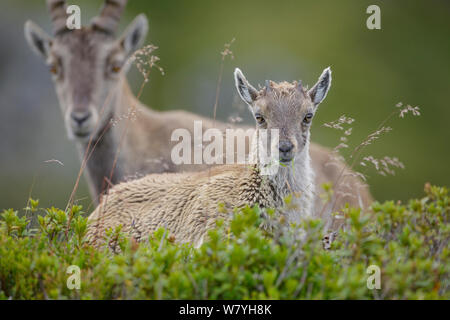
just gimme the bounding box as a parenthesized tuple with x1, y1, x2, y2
(49, 63, 59, 75)
(303, 113, 313, 124)
(255, 114, 266, 125)
(111, 65, 121, 73)
(108, 60, 123, 75)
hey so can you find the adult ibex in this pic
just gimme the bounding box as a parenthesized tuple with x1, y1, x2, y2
(25, 1, 372, 214)
(25, 0, 225, 204)
(87, 68, 371, 248)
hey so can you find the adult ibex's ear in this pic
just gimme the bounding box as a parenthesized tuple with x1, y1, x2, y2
(24, 20, 52, 60)
(308, 67, 332, 107)
(119, 14, 149, 57)
(234, 68, 259, 105)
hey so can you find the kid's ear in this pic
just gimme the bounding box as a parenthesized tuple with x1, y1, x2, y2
(234, 68, 259, 105)
(308, 67, 332, 107)
(24, 20, 52, 60)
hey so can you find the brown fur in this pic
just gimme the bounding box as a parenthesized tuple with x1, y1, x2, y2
(86, 164, 280, 248)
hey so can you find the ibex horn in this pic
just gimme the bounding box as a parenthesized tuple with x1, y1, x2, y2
(265, 80, 272, 94)
(47, 0, 69, 35)
(91, 0, 128, 34)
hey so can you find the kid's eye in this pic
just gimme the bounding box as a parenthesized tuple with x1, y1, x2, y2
(255, 114, 266, 125)
(303, 112, 313, 124)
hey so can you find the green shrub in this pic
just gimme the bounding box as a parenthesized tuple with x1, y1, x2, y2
(0, 185, 448, 299)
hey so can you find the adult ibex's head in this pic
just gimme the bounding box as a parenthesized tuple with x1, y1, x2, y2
(24, 0, 148, 140)
(234, 67, 332, 163)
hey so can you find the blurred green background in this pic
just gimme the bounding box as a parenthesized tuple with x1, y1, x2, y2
(0, 0, 449, 211)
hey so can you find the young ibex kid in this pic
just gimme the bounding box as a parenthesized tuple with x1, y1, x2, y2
(87, 67, 340, 248)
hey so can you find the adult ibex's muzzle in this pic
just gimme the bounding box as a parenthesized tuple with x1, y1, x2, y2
(70, 111, 92, 126)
